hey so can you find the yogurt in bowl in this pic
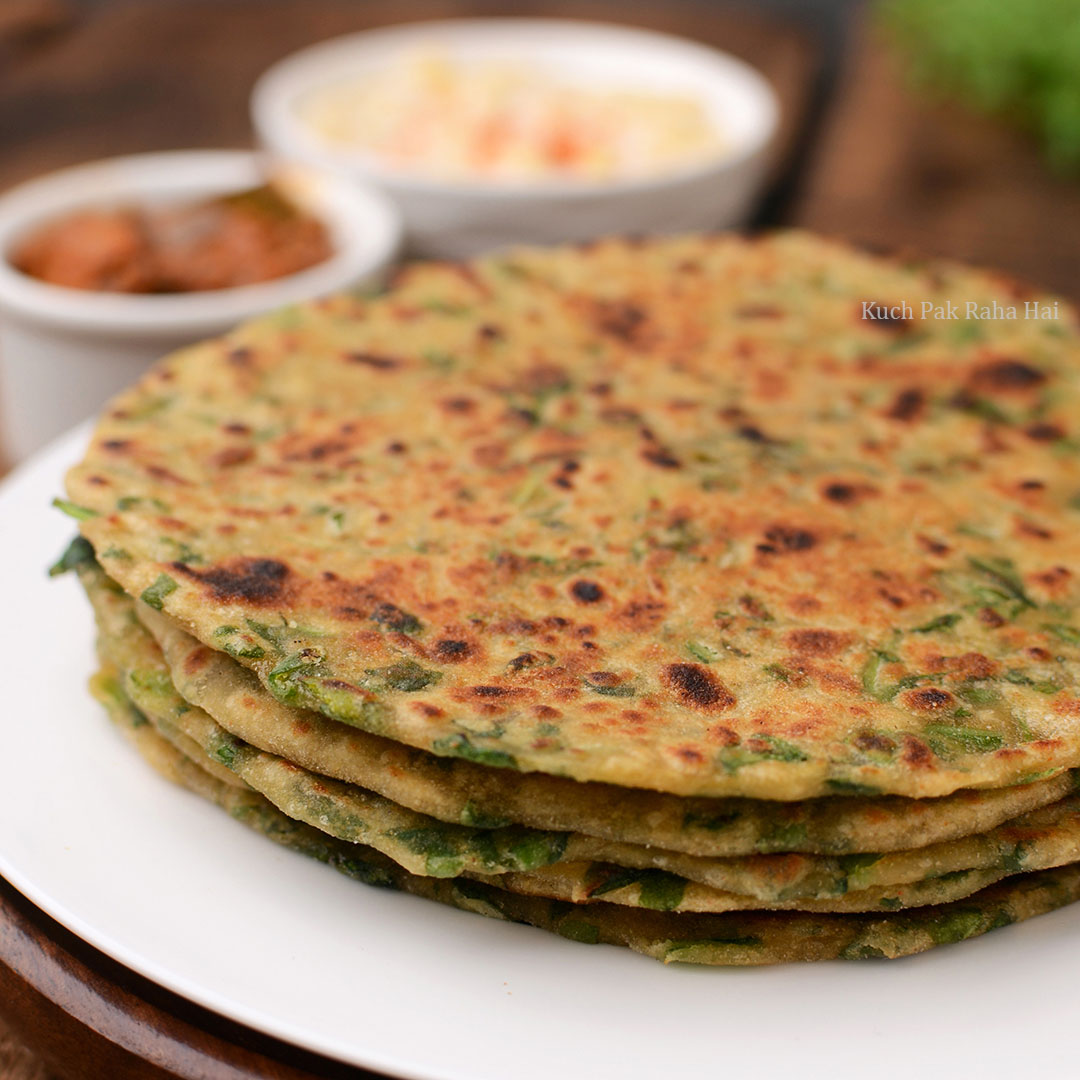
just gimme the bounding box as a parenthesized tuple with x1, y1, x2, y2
(0, 150, 402, 462)
(252, 19, 780, 256)
(297, 48, 728, 184)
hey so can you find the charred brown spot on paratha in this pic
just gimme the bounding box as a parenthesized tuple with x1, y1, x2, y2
(226, 346, 253, 367)
(1034, 566, 1072, 592)
(885, 388, 925, 422)
(551, 459, 578, 489)
(706, 725, 741, 747)
(589, 299, 650, 345)
(735, 423, 772, 443)
(663, 663, 735, 711)
(757, 525, 817, 554)
(821, 482, 877, 506)
(434, 639, 472, 661)
(923, 652, 997, 679)
(584, 669, 629, 692)
(212, 446, 254, 468)
(916, 534, 950, 556)
(969, 359, 1047, 392)
(641, 445, 682, 469)
(411, 702, 444, 718)
(1025, 422, 1065, 442)
(821, 483, 858, 504)
(785, 629, 852, 658)
(672, 745, 707, 764)
(346, 352, 401, 370)
(507, 652, 545, 672)
(570, 580, 604, 604)
(903, 687, 955, 711)
(510, 364, 569, 398)
(619, 597, 666, 629)
(278, 434, 355, 463)
(1016, 519, 1054, 540)
(146, 464, 190, 485)
(901, 735, 936, 766)
(854, 732, 896, 754)
(175, 557, 290, 605)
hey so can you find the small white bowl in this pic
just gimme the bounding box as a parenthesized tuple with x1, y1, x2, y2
(0, 150, 402, 463)
(251, 19, 780, 257)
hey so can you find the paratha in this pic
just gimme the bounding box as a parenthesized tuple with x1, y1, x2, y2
(83, 562, 1080, 906)
(91, 672, 1080, 964)
(89, 626, 247, 791)
(136, 593, 1077, 857)
(63, 231, 1080, 798)
(487, 863, 1015, 915)
(97, 659, 1027, 913)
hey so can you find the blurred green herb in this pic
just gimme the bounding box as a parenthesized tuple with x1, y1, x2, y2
(879, 0, 1080, 172)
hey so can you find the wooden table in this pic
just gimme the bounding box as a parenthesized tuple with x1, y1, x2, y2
(0, 1, 1076, 1076)
(0, 877, 378, 1080)
(794, 17, 1080, 299)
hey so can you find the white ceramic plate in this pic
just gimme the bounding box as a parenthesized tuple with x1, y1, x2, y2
(1, 424, 1078, 1080)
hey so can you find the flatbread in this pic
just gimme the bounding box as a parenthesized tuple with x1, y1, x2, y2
(83, 561, 1080, 908)
(138, 597, 1076, 857)
(91, 672, 1080, 964)
(91, 636, 247, 791)
(65, 231, 1080, 798)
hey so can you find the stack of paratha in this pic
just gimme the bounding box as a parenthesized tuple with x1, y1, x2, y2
(55, 231, 1080, 964)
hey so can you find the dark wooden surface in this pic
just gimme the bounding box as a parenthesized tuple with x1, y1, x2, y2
(0, 0, 819, 192)
(0, 877, 383, 1080)
(795, 17, 1080, 299)
(1, 1, 1077, 1077)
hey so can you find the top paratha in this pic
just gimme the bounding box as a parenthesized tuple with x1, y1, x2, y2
(64, 231, 1080, 798)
